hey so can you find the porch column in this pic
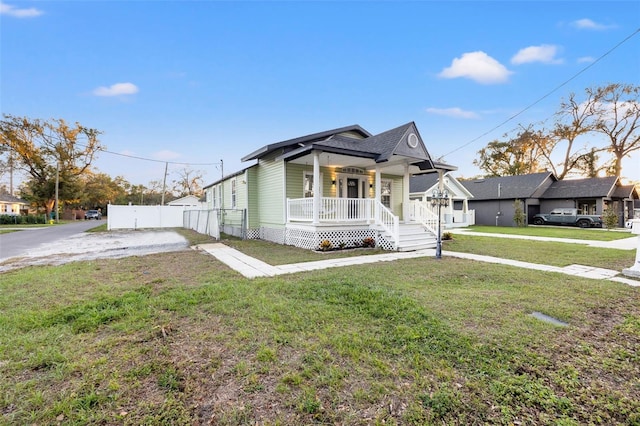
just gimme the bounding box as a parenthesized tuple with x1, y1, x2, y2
(375, 165, 381, 222)
(313, 150, 320, 225)
(403, 163, 410, 222)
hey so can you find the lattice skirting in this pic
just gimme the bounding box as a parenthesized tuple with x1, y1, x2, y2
(246, 226, 396, 251)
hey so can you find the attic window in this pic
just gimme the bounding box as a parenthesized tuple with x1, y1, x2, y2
(407, 133, 418, 148)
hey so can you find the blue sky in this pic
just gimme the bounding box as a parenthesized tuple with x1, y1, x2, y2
(2, 0, 639, 189)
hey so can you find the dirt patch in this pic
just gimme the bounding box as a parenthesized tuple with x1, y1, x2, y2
(0, 230, 189, 273)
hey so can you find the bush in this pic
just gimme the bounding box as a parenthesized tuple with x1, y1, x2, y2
(513, 199, 527, 227)
(318, 239, 332, 251)
(602, 208, 619, 229)
(362, 237, 375, 248)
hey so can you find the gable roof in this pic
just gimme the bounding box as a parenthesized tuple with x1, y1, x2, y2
(241, 124, 371, 162)
(460, 172, 555, 200)
(410, 171, 474, 199)
(542, 176, 619, 199)
(0, 193, 28, 204)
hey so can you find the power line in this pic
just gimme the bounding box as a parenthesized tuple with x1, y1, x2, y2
(440, 27, 640, 159)
(97, 147, 222, 167)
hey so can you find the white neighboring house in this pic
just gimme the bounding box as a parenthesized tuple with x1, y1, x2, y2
(167, 195, 206, 210)
(409, 172, 475, 228)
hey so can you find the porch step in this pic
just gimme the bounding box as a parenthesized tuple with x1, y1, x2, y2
(386, 223, 438, 252)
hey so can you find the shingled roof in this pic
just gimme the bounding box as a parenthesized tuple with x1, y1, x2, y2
(542, 176, 618, 199)
(459, 172, 554, 200)
(0, 193, 29, 204)
(409, 173, 439, 193)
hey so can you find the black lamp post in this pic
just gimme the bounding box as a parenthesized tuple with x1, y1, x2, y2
(429, 189, 449, 259)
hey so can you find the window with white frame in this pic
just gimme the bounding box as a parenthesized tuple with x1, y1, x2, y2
(231, 178, 237, 208)
(381, 179, 392, 208)
(303, 172, 313, 198)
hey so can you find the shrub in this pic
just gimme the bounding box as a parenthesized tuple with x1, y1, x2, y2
(319, 239, 332, 251)
(602, 208, 619, 229)
(513, 199, 527, 227)
(442, 231, 453, 240)
(362, 237, 375, 248)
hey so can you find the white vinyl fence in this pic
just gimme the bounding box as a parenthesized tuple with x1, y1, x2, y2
(107, 205, 188, 230)
(183, 209, 220, 239)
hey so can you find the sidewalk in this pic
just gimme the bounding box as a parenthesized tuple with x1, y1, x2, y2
(196, 237, 640, 287)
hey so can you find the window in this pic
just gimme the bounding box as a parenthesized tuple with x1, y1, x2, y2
(303, 172, 323, 198)
(231, 179, 237, 208)
(303, 172, 314, 198)
(381, 180, 392, 208)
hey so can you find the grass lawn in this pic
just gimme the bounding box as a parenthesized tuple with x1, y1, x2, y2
(1, 237, 639, 425)
(444, 234, 636, 270)
(466, 225, 632, 241)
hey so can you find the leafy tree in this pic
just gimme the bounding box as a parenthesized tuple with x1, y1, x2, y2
(474, 126, 546, 176)
(0, 115, 103, 213)
(78, 172, 129, 209)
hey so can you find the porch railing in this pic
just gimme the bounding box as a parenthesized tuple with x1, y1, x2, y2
(287, 197, 399, 243)
(408, 200, 439, 234)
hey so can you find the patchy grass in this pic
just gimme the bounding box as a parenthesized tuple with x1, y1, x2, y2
(222, 238, 386, 265)
(467, 225, 632, 241)
(444, 234, 636, 270)
(1, 245, 638, 425)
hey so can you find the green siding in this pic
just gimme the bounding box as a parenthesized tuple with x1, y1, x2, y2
(255, 153, 286, 227)
(246, 167, 259, 228)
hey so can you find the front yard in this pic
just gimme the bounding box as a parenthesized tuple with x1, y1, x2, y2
(0, 230, 638, 425)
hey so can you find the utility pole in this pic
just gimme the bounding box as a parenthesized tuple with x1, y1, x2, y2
(161, 162, 168, 205)
(55, 161, 60, 222)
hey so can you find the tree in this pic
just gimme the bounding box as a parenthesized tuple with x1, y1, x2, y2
(590, 83, 640, 178)
(79, 172, 129, 209)
(474, 126, 547, 176)
(172, 167, 205, 198)
(0, 115, 103, 213)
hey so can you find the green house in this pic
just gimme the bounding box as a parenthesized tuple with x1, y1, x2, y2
(203, 122, 456, 251)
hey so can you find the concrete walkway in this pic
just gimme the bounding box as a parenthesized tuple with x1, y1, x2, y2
(196, 233, 640, 287)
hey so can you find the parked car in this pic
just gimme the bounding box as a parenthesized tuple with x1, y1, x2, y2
(85, 209, 102, 220)
(532, 208, 602, 228)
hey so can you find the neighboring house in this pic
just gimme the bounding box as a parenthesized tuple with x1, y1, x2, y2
(539, 177, 639, 228)
(167, 195, 206, 209)
(409, 172, 475, 228)
(203, 122, 456, 251)
(459, 172, 555, 226)
(459, 173, 639, 227)
(0, 193, 29, 215)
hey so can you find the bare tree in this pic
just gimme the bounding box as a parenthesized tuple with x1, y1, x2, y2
(172, 167, 205, 197)
(590, 83, 640, 178)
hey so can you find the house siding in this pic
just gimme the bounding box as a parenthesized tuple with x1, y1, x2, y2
(246, 167, 259, 229)
(256, 153, 286, 229)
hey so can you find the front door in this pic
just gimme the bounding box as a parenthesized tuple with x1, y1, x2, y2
(347, 178, 359, 218)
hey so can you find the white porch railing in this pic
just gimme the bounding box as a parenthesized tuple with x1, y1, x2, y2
(408, 200, 439, 234)
(287, 197, 399, 243)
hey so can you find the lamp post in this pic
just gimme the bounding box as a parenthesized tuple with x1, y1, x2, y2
(429, 189, 449, 259)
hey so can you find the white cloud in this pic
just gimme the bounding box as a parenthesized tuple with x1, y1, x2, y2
(571, 18, 614, 30)
(511, 45, 563, 65)
(0, 1, 43, 17)
(92, 82, 139, 97)
(577, 56, 595, 64)
(426, 107, 480, 119)
(438, 51, 513, 84)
